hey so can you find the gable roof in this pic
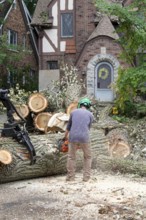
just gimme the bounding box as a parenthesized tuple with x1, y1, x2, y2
(31, 0, 53, 26)
(21, 0, 39, 60)
(0, 0, 39, 61)
(88, 15, 119, 42)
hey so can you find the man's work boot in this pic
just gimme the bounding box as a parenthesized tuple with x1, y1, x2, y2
(83, 176, 90, 182)
(66, 176, 75, 181)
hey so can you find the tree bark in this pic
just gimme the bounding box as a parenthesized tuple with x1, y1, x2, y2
(1, 125, 146, 184)
(0, 128, 109, 184)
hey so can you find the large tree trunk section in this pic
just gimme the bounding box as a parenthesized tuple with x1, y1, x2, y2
(28, 93, 48, 113)
(106, 128, 130, 158)
(0, 129, 109, 184)
(34, 112, 52, 132)
(1, 125, 146, 184)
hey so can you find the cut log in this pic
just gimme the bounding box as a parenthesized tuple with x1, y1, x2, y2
(34, 112, 52, 132)
(0, 128, 109, 183)
(109, 141, 131, 158)
(106, 127, 131, 158)
(1, 125, 145, 184)
(28, 93, 48, 113)
(0, 150, 12, 165)
(13, 104, 29, 121)
(95, 104, 131, 159)
(66, 102, 78, 115)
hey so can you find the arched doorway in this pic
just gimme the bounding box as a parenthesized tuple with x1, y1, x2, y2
(87, 54, 120, 102)
(95, 61, 114, 101)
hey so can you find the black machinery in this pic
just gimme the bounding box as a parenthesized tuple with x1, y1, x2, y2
(0, 89, 36, 165)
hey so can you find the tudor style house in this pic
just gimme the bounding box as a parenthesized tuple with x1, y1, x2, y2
(31, 0, 132, 101)
(0, 0, 39, 90)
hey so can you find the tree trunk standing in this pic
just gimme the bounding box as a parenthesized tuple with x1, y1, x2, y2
(0, 129, 109, 184)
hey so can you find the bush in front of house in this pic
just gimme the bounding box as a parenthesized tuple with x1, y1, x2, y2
(114, 66, 146, 118)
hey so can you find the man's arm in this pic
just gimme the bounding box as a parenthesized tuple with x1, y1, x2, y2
(64, 129, 69, 140)
(64, 113, 72, 139)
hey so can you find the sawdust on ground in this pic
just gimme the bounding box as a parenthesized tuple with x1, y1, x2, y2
(0, 170, 146, 220)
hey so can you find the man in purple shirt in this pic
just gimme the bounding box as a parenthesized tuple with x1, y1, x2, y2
(64, 98, 94, 182)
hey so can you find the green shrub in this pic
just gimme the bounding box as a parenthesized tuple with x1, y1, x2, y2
(114, 66, 146, 117)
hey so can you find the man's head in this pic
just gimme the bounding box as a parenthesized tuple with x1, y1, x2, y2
(78, 98, 91, 109)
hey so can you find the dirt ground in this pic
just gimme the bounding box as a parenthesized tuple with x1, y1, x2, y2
(0, 170, 146, 220)
(1, 114, 146, 220)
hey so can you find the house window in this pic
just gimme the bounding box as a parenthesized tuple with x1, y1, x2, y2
(47, 61, 58, 70)
(61, 13, 73, 37)
(8, 29, 17, 46)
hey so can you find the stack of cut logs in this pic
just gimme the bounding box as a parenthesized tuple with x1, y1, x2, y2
(13, 92, 78, 133)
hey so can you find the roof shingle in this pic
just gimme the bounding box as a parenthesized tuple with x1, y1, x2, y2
(88, 15, 119, 41)
(31, 0, 52, 25)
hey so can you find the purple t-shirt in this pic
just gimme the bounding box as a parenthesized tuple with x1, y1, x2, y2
(66, 108, 94, 143)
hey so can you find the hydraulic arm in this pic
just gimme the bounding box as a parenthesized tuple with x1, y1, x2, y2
(0, 89, 36, 165)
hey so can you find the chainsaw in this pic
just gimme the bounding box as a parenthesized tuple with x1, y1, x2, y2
(57, 138, 68, 152)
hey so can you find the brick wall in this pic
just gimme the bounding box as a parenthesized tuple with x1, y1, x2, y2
(75, 0, 96, 59)
(77, 36, 129, 75)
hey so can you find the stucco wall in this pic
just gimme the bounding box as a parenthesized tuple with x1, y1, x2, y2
(39, 70, 60, 91)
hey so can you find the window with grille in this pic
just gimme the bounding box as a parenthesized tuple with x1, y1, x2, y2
(61, 13, 73, 38)
(47, 61, 58, 70)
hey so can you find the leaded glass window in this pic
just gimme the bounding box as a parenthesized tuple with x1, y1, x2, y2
(61, 13, 73, 37)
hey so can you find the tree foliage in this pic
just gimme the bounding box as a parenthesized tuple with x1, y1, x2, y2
(94, 0, 146, 66)
(95, 0, 146, 117)
(0, 34, 37, 91)
(24, 0, 38, 15)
